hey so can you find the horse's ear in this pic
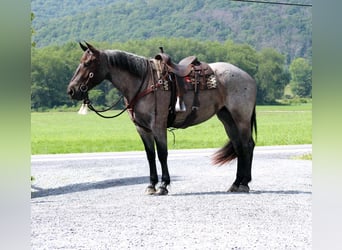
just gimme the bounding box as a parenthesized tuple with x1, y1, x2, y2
(79, 42, 88, 52)
(85, 42, 99, 55)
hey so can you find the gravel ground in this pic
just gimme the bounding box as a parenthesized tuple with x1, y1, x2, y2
(31, 145, 312, 250)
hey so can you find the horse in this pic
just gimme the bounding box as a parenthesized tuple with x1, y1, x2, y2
(67, 42, 257, 195)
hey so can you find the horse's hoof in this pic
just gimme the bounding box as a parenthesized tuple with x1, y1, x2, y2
(227, 184, 250, 193)
(237, 185, 250, 193)
(145, 185, 156, 195)
(227, 184, 239, 192)
(155, 186, 169, 195)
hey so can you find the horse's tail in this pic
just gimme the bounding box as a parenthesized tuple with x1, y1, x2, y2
(251, 106, 257, 141)
(212, 106, 257, 166)
(212, 141, 237, 166)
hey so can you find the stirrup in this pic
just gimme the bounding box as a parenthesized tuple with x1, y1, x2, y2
(175, 98, 186, 112)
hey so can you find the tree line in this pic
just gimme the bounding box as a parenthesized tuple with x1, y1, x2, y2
(32, 0, 312, 65)
(31, 38, 311, 111)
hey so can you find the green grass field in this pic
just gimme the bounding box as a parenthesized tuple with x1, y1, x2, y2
(31, 104, 312, 154)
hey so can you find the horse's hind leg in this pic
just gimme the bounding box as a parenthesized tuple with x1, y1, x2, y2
(216, 107, 255, 192)
(231, 133, 255, 192)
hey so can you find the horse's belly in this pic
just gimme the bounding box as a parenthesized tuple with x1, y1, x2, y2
(172, 113, 215, 128)
(171, 91, 222, 128)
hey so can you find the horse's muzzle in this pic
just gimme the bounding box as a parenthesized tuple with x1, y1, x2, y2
(67, 85, 85, 101)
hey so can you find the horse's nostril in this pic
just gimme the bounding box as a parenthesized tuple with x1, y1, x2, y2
(67, 87, 75, 96)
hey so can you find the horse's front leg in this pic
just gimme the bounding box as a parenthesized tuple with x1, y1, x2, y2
(154, 130, 170, 195)
(138, 129, 158, 195)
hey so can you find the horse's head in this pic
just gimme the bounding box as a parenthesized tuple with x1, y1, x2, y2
(67, 42, 106, 100)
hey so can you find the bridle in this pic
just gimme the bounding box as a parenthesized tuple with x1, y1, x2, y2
(78, 70, 128, 118)
(80, 60, 154, 119)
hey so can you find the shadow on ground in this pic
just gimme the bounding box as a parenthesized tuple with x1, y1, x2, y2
(31, 176, 150, 199)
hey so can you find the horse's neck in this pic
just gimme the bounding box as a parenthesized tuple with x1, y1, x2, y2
(104, 50, 148, 101)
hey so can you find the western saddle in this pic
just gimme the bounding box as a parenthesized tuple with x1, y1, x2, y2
(154, 47, 214, 81)
(154, 47, 216, 113)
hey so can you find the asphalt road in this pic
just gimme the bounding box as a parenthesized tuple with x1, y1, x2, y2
(31, 145, 312, 249)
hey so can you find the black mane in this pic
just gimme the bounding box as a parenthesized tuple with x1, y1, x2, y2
(104, 50, 148, 78)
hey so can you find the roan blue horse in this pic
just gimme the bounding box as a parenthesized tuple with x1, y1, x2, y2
(67, 42, 257, 195)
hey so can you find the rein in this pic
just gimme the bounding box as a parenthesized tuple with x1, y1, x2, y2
(84, 96, 127, 119)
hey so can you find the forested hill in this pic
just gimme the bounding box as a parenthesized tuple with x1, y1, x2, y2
(32, 0, 312, 63)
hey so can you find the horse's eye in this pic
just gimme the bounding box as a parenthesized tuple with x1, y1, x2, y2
(84, 61, 91, 67)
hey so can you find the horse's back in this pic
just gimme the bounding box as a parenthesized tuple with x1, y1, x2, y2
(209, 62, 257, 121)
(209, 62, 256, 88)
